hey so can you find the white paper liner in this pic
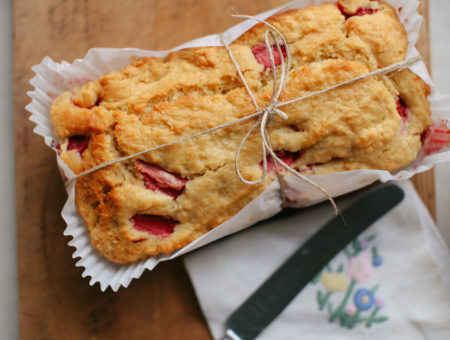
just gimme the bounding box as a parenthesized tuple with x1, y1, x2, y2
(26, 0, 450, 291)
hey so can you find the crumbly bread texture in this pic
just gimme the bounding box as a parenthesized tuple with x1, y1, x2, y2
(50, 0, 431, 263)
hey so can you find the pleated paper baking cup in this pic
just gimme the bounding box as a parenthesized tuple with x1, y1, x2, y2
(27, 0, 450, 291)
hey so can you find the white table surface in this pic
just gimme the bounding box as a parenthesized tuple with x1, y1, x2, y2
(1, 1, 449, 338)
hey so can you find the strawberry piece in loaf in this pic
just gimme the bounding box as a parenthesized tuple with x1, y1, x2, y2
(252, 43, 287, 71)
(135, 160, 187, 199)
(131, 215, 177, 238)
(262, 150, 301, 174)
(338, 0, 380, 19)
(67, 135, 90, 154)
(396, 98, 409, 119)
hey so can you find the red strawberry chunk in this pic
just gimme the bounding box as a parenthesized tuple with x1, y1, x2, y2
(290, 125, 305, 132)
(354, 7, 377, 16)
(89, 97, 102, 109)
(135, 160, 187, 199)
(252, 43, 287, 71)
(262, 150, 301, 174)
(67, 135, 90, 154)
(420, 126, 431, 145)
(337, 1, 379, 19)
(396, 97, 409, 124)
(421, 122, 450, 156)
(142, 176, 181, 199)
(131, 215, 177, 238)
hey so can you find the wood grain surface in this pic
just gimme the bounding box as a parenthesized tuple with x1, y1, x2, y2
(14, 1, 432, 339)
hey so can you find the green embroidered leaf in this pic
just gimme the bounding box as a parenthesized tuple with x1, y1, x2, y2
(347, 321, 357, 330)
(339, 313, 349, 326)
(327, 301, 334, 315)
(371, 284, 380, 294)
(326, 263, 332, 272)
(365, 307, 380, 328)
(366, 235, 376, 242)
(344, 247, 352, 259)
(346, 311, 361, 329)
(320, 292, 332, 311)
(372, 246, 379, 258)
(329, 279, 356, 323)
(374, 316, 389, 323)
(337, 263, 344, 273)
(317, 290, 323, 304)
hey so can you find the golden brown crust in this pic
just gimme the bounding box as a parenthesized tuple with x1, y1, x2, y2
(50, 0, 431, 263)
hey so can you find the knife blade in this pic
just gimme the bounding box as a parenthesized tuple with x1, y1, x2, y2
(224, 184, 404, 340)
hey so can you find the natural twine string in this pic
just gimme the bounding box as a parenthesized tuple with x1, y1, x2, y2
(67, 14, 421, 214)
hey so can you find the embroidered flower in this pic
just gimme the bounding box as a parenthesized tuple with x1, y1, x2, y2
(320, 272, 349, 292)
(372, 255, 383, 267)
(345, 305, 357, 316)
(354, 288, 375, 311)
(347, 253, 372, 283)
(359, 239, 369, 250)
(375, 297, 385, 308)
(312, 233, 389, 329)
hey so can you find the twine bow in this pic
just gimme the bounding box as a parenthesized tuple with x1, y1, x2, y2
(221, 15, 338, 212)
(67, 14, 421, 215)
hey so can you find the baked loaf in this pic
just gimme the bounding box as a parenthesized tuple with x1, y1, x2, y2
(50, 0, 431, 263)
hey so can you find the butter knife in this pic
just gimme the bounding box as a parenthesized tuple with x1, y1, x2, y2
(224, 184, 404, 340)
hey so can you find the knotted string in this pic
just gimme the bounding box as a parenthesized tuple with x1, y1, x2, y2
(222, 14, 341, 213)
(67, 13, 421, 215)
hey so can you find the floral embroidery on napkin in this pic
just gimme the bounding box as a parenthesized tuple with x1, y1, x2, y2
(311, 235, 388, 329)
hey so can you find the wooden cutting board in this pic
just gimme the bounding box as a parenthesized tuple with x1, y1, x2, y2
(14, 1, 433, 339)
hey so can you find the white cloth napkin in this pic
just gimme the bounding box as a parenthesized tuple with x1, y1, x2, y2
(184, 181, 450, 340)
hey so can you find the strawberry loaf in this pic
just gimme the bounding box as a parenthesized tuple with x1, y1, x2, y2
(50, 0, 432, 263)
